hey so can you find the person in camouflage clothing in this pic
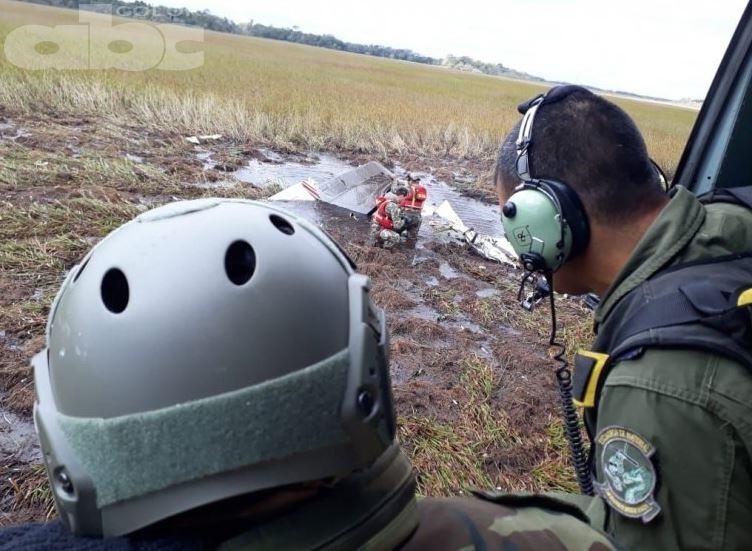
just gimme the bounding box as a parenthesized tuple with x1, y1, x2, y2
(378, 201, 408, 248)
(373, 178, 410, 248)
(405, 494, 614, 550)
(2, 199, 616, 550)
(495, 86, 752, 550)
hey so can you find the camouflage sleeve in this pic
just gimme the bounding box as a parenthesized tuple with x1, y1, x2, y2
(385, 202, 406, 231)
(400, 496, 616, 551)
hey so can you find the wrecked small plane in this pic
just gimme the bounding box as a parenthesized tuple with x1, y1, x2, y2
(269, 160, 518, 266)
(430, 201, 518, 267)
(270, 161, 393, 214)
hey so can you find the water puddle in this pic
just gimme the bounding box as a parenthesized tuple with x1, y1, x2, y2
(445, 319, 484, 335)
(234, 151, 354, 189)
(476, 287, 499, 299)
(0, 396, 42, 464)
(196, 151, 211, 162)
(0, 330, 22, 353)
(403, 298, 483, 336)
(125, 154, 144, 164)
(0, 120, 31, 141)
(439, 262, 460, 280)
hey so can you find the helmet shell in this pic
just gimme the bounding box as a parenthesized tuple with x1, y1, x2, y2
(34, 199, 396, 536)
(47, 199, 350, 417)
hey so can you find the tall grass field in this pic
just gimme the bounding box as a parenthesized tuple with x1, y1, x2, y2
(0, 0, 697, 170)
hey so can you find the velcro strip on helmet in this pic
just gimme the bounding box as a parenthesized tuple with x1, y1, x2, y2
(56, 349, 350, 508)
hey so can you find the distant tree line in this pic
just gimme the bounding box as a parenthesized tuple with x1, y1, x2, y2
(18, 0, 539, 79)
(20, 0, 240, 33)
(241, 22, 436, 64)
(441, 55, 545, 82)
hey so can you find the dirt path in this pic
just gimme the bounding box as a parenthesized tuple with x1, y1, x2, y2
(0, 109, 592, 525)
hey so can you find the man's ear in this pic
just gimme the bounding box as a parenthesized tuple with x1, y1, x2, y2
(495, 175, 512, 203)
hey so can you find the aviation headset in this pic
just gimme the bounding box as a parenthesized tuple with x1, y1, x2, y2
(500, 86, 591, 274)
(500, 86, 597, 496)
(500, 85, 668, 274)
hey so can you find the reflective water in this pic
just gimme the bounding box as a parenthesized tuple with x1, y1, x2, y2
(0, 396, 42, 464)
(234, 151, 355, 189)
(391, 167, 504, 237)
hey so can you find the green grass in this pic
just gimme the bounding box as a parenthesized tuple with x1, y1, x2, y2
(0, 0, 697, 170)
(399, 356, 504, 495)
(399, 355, 579, 496)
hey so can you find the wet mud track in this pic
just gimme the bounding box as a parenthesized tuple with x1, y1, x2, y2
(1, 128, 593, 523)
(250, 154, 593, 494)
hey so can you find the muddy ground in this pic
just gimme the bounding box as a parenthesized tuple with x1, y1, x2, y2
(0, 108, 593, 525)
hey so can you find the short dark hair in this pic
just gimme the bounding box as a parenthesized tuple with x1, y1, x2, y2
(494, 87, 665, 224)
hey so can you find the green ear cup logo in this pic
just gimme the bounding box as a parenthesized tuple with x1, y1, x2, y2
(594, 426, 661, 523)
(512, 226, 532, 248)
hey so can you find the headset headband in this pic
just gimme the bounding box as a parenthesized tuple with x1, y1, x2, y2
(514, 85, 668, 188)
(515, 95, 544, 182)
(514, 86, 584, 183)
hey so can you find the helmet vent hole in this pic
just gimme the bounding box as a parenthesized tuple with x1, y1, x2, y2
(269, 214, 295, 235)
(101, 268, 129, 314)
(225, 240, 256, 285)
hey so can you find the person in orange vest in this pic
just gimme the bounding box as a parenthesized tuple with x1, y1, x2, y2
(399, 174, 428, 229)
(372, 178, 411, 248)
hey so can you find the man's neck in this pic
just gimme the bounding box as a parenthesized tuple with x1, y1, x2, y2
(585, 201, 668, 296)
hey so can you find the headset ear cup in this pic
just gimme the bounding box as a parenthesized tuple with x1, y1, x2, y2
(501, 185, 571, 272)
(510, 86, 591, 270)
(536, 179, 590, 261)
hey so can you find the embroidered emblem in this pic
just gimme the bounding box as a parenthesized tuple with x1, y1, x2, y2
(594, 426, 660, 523)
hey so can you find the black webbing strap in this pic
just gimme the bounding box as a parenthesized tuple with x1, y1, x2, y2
(610, 281, 734, 344)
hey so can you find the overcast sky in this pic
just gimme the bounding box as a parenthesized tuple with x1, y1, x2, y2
(155, 0, 747, 100)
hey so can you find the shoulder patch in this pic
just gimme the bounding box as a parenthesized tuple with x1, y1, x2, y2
(594, 426, 660, 523)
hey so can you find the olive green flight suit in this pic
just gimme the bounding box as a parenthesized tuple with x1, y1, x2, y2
(586, 186, 752, 549)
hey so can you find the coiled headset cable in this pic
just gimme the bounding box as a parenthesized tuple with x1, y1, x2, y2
(518, 270, 594, 496)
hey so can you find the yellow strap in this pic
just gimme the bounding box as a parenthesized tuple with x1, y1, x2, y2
(737, 288, 752, 307)
(573, 350, 610, 408)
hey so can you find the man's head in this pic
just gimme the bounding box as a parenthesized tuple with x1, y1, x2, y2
(34, 199, 404, 537)
(495, 86, 668, 293)
(391, 178, 410, 196)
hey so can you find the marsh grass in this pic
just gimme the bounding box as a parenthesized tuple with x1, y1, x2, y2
(1, 463, 55, 524)
(400, 355, 580, 496)
(0, 0, 697, 171)
(400, 356, 506, 495)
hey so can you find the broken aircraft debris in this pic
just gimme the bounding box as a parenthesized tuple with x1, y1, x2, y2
(430, 201, 518, 267)
(270, 161, 393, 214)
(268, 159, 517, 266)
